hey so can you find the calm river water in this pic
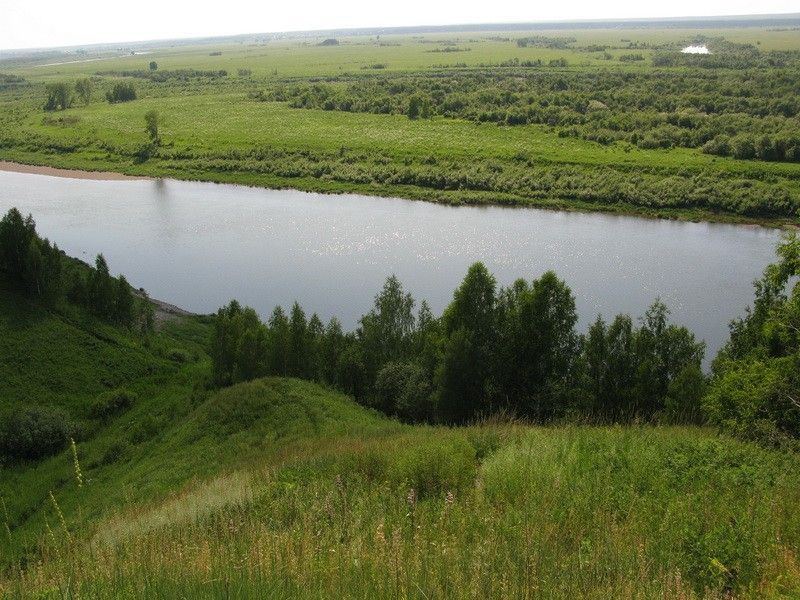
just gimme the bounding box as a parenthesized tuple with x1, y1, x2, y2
(0, 171, 783, 363)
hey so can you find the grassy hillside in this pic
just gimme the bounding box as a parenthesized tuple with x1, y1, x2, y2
(1, 283, 800, 598)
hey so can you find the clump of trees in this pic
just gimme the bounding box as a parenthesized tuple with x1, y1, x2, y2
(98, 69, 227, 82)
(704, 233, 800, 448)
(211, 266, 704, 425)
(74, 78, 94, 105)
(0, 208, 152, 330)
(106, 82, 137, 103)
(44, 82, 73, 111)
(264, 64, 800, 163)
(516, 36, 576, 49)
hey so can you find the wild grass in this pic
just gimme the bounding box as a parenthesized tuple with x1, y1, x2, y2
(2, 284, 800, 598)
(4, 424, 800, 598)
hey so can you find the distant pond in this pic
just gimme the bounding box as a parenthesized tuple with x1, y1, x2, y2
(0, 170, 783, 365)
(681, 45, 710, 54)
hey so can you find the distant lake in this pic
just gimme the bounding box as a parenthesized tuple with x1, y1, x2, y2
(0, 171, 782, 365)
(681, 45, 710, 54)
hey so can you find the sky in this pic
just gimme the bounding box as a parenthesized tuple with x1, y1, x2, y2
(2, 0, 798, 50)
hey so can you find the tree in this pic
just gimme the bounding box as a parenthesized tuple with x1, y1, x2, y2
(268, 306, 290, 376)
(144, 110, 160, 144)
(88, 254, 116, 319)
(106, 82, 137, 103)
(74, 78, 94, 105)
(407, 95, 423, 119)
(44, 82, 72, 111)
(437, 263, 497, 423)
(114, 275, 135, 327)
(634, 300, 705, 418)
(0, 208, 37, 278)
(358, 274, 416, 384)
(494, 272, 579, 419)
(375, 361, 433, 422)
(235, 325, 267, 382)
(705, 234, 800, 445)
(288, 302, 309, 377)
(320, 317, 345, 384)
(149, 61, 158, 71)
(211, 300, 243, 386)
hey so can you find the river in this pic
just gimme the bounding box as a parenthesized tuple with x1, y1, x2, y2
(0, 170, 783, 363)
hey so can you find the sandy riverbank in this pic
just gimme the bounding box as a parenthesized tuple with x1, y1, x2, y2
(0, 161, 149, 181)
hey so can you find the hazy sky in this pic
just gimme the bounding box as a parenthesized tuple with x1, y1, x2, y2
(2, 0, 798, 50)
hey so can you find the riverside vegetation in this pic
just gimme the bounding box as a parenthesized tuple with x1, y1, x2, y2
(1, 207, 799, 597)
(1, 21, 800, 223)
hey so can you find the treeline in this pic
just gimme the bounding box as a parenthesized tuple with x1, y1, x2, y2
(2, 131, 795, 218)
(96, 69, 228, 82)
(212, 267, 704, 425)
(0, 208, 153, 330)
(261, 66, 800, 162)
(0, 73, 26, 91)
(516, 36, 576, 49)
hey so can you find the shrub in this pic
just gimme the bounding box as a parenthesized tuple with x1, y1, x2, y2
(167, 348, 192, 363)
(101, 439, 130, 465)
(0, 405, 71, 461)
(90, 388, 137, 420)
(106, 82, 137, 103)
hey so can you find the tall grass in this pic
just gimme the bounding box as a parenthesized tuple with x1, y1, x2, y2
(4, 424, 800, 599)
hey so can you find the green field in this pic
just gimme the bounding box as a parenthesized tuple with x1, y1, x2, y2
(2, 24, 800, 224)
(2, 22, 800, 598)
(2, 281, 800, 598)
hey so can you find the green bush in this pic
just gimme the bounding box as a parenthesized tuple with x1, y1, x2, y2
(101, 439, 130, 465)
(90, 388, 137, 420)
(0, 405, 72, 461)
(106, 82, 137, 104)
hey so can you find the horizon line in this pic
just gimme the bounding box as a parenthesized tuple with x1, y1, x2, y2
(2, 11, 799, 54)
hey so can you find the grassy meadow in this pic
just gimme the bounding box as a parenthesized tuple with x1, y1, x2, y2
(1, 24, 800, 223)
(1, 281, 800, 598)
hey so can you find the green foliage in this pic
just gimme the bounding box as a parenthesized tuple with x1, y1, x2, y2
(374, 361, 432, 422)
(144, 109, 160, 144)
(209, 263, 706, 426)
(43, 82, 73, 111)
(90, 388, 138, 420)
(74, 78, 93, 105)
(705, 234, 800, 446)
(437, 263, 497, 423)
(106, 82, 137, 103)
(0, 405, 72, 461)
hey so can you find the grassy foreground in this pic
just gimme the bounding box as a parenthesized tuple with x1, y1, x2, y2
(2, 284, 800, 598)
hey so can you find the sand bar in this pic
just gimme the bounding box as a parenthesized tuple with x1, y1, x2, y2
(0, 161, 148, 181)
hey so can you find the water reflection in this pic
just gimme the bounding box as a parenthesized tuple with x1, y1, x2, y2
(0, 171, 781, 364)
